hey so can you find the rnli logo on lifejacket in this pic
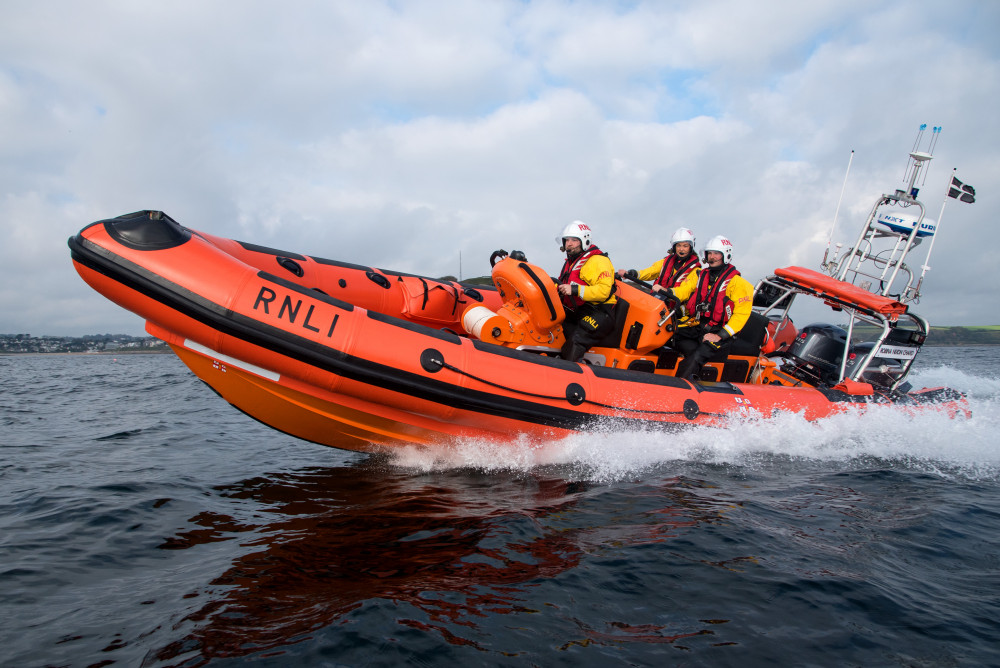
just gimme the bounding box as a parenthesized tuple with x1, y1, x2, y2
(252, 286, 340, 337)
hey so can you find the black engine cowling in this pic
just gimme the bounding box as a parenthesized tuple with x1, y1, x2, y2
(844, 342, 906, 389)
(784, 323, 848, 385)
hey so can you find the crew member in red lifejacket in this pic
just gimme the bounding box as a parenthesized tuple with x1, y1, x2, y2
(617, 226, 701, 295)
(667, 235, 754, 380)
(617, 226, 702, 329)
(556, 220, 618, 363)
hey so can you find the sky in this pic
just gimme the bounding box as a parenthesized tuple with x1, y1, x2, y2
(2, 0, 998, 336)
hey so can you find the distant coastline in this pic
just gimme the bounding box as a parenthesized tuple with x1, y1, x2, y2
(3, 327, 999, 354)
(859, 326, 1000, 346)
(0, 334, 169, 355)
(926, 326, 1000, 346)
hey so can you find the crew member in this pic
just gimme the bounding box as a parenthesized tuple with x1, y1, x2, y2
(666, 235, 754, 380)
(617, 226, 701, 295)
(556, 221, 617, 362)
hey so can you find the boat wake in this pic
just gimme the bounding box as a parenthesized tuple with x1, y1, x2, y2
(389, 366, 1000, 482)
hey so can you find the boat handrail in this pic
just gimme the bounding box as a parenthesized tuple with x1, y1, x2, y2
(753, 271, 926, 391)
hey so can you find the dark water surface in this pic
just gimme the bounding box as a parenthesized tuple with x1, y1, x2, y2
(2, 348, 998, 666)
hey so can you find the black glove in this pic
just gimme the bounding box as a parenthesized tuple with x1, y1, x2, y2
(706, 330, 729, 350)
(658, 288, 678, 309)
(624, 269, 638, 280)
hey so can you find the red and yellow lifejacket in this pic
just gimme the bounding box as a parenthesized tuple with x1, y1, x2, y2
(558, 245, 614, 309)
(655, 253, 701, 290)
(687, 265, 741, 328)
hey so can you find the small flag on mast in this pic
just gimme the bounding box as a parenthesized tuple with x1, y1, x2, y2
(948, 176, 976, 204)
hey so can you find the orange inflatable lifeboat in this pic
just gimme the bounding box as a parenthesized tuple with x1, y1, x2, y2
(68, 201, 967, 454)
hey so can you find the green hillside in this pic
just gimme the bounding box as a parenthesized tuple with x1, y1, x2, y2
(835, 324, 1000, 346)
(926, 326, 1000, 346)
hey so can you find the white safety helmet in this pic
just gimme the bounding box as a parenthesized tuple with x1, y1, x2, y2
(558, 220, 593, 250)
(704, 235, 734, 264)
(669, 227, 696, 252)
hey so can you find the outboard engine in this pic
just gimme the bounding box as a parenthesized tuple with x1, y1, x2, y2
(844, 342, 907, 390)
(784, 323, 848, 386)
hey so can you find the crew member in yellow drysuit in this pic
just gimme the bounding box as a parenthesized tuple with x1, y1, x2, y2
(617, 226, 701, 295)
(556, 221, 618, 362)
(666, 234, 754, 380)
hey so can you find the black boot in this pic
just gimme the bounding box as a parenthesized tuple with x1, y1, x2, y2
(561, 341, 589, 363)
(676, 345, 713, 380)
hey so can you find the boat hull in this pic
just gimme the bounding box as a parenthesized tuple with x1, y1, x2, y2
(68, 211, 969, 454)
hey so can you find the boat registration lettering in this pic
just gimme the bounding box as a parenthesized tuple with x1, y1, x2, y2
(252, 286, 340, 338)
(875, 344, 918, 360)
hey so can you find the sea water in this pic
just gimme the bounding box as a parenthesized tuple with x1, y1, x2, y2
(1, 347, 998, 666)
